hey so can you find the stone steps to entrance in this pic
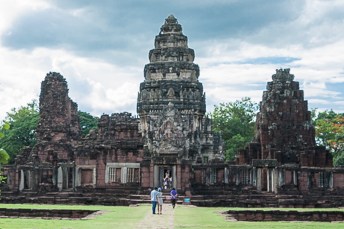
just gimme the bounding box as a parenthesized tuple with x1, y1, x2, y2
(129, 193, 185, 205)
(1, 191, 342, 207)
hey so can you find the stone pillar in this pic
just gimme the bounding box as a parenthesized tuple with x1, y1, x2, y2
(272, 168, 278, 193)
(121, 167, 127, 183)
(19, 170, 24, 191)
(293, 170, 297, 185)
(278, 168, 283, 187)
(14, 169, 19, 192)
(257, 168, 262, 191)
(177, 164, 182, 190)
(172, 165, 177, 188)
(272, 169, 275, 192)
(31, 169, 38, 191)
(252, 168, 257, 186)
(224, 167, 229, 184)
(153, 165, 159, 187)
(57, 167, 63, 191)
(75, 167, 81, 186)
(205, 168, 210, 184)
(235, 168, 240, 185)
(93, 168, 96, 186)
(267, 169, 271, 192)
(53, 168, 57, 186)
(72, 166, 75, 191)
(249, 168, 252, 185)
(148, 163, 154, 188)
(26, 170, 31, 190)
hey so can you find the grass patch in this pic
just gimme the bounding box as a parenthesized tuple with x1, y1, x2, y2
(0, 204, 147, 229)
(174, 206, 344, 229)
(0, 204, 343, 229)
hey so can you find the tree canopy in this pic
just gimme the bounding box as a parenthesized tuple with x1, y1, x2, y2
(314, 110, 344, 166)
(211, 97, 259, 161)
(79, 111, 99, 137)
(0, 122, 10, 164)
(0, 122, 10, 189)
(0, 101, 39, 163)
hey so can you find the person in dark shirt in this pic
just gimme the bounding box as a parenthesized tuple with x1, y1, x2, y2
(170, 187, 178, 209)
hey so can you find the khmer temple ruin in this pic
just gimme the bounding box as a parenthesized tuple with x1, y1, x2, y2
(2, 15, 344, 207)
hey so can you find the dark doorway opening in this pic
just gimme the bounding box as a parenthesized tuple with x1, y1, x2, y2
(159, 166, 173, 190)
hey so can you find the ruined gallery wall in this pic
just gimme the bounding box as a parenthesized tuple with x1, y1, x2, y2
(333, 172, 344, 189)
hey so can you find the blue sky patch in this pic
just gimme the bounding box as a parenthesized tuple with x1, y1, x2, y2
(236, 56, 301, 65)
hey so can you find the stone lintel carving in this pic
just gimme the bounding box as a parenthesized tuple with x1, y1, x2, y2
(252, 159, 278, 167)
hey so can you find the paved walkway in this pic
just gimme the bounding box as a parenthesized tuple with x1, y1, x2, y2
(135, 203, 175, 229)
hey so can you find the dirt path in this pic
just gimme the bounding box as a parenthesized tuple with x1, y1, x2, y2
(135, 203, 175, 229)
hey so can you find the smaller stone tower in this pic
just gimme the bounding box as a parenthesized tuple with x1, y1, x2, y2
(35, 72, 80, 163)
(238, 69, 332, 167)
(15, 72, 80, 192)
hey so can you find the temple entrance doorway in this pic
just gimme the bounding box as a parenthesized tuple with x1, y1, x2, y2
(19, 169, 32, 191)
(57, 165, 75, 191)
(258, 167, 275, 192)
(261, 168, 267, 191)
(154, 165, 176, 191)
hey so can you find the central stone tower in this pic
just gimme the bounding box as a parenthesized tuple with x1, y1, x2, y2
(137, 15, 223, 190)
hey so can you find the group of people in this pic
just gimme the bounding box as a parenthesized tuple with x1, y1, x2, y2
(150, 187, 178, 214)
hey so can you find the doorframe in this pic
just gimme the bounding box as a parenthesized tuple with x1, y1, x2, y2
(154, 165, 176, 189)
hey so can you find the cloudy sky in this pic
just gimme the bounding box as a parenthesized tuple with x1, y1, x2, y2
(1, 0, 344, 120)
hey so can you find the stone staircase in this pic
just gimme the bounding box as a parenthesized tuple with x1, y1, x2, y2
(129, 191, 185, 205)
(187, 193, 344, 207)
(0, 189, 185, 206)
(1, 189, 343, 207)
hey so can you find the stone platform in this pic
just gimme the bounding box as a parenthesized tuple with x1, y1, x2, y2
(0, 208, 97, 219)
(225, 210, 344, 221)
(1, 191, 343, 208)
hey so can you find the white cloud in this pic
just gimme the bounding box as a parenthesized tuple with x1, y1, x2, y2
(1, 0, 344, 122)
(0, 46, 142, 120)
(0, 0, 51, 34)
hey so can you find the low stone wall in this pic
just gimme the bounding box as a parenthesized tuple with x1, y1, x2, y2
(226, 210, 344, 222)
(0, 208, 97, 219)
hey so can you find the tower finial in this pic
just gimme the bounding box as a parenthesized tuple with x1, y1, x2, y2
(160, 15, 182, 34)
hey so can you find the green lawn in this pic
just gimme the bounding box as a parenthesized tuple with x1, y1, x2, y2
(0, 204, 343, 229)
(0, 204, 147, 229)
(174, 206, 344, 229)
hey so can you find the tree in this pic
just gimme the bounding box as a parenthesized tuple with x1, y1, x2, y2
(211, 97, 259, 161)
(314, 110, 344, 166)
(0, 122, 10, 139)
(0, 149, 9, 165)
(0, 122, 10, 190)
(78, 111, 99, 137)
(0, 123, 10, 164)
(0, 101, 39, 163)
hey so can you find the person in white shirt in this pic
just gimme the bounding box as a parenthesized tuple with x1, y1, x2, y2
(150, 187, 159, 214)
